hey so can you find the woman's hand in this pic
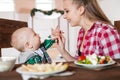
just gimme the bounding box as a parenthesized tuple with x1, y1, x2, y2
(51, 26, 65, 52)
(56, 34, 75, 61)
(51, 26, 75, 61)
(56, 34, 66, 52)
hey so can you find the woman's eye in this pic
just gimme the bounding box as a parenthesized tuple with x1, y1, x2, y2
(64, 10, 69, 13)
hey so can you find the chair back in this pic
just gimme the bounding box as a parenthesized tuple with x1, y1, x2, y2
(0, 18, 27, 56)
(114, 20, 120, 33)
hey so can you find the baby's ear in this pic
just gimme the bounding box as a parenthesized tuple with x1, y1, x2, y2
(25, 42, 33, 49)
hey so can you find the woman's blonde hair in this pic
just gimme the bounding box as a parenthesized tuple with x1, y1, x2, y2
(72, 0, 112, 25)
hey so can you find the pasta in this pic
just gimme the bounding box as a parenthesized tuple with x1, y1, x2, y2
(21, 62, 68, 72)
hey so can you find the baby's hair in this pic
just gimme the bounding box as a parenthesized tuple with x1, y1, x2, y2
(10, 27, 29, 52)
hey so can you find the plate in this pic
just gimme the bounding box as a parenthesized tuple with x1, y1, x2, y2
(74, 60, 116, 69)
(16, 66, 67, 80)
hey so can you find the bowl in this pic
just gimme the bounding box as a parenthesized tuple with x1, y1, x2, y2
(0, 57, 16, 72)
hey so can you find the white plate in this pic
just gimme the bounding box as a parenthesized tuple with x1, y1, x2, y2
(74, 60, 116, 69)
(16, 67, 66, 80)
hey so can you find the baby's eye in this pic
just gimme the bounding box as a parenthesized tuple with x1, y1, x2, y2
(34, 33, 37, 36)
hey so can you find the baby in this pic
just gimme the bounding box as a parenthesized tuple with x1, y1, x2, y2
(11, 27, 55, 64)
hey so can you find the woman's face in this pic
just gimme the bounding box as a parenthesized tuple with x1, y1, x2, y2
(63, 0, 81, 27)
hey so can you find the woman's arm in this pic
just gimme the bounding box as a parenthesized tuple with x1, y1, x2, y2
(56, 34, 75, 61)
(100, 26, 120, 59)
(51, 26, 75, 61)
(60, 49, 75, 61)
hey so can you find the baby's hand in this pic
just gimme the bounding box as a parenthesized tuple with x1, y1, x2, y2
(51, 26, 64, 38)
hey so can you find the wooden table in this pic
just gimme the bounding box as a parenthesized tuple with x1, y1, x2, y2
(0, 60, 120, 80)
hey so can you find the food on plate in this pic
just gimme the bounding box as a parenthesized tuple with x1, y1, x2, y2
(21, 62, 68, 72)
(77, 54, 114, 65)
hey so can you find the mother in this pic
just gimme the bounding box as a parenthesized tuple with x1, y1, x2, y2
(52, 0, 120, 61)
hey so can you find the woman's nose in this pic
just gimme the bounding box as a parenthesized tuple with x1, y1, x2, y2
(63, 13, 67, 19)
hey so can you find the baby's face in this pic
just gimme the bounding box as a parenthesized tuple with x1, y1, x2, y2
(27, 29, 41, 50)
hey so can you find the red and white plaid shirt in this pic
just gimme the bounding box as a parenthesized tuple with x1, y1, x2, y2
(75, 21, 120, 59)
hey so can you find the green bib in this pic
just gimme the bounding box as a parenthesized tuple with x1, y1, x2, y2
(26, 55, 42, 64)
